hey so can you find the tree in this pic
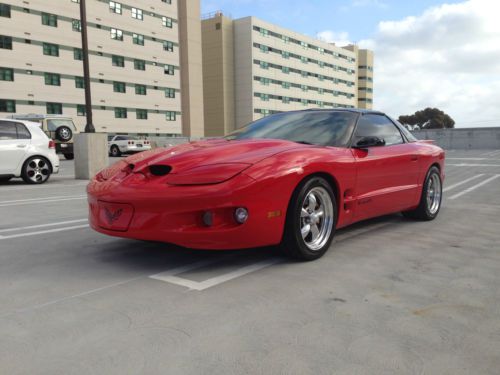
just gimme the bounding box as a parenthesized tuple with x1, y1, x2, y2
(398, 108, 455, 129)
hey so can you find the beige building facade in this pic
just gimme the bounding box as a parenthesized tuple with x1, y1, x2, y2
(0, 0, 204, 136)
(202, 13, 374, 136)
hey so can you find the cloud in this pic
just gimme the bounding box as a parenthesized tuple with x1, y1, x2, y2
(320, 0, 500, 126)
(350, 0, 388, 8)
(316, 31, 352, 46)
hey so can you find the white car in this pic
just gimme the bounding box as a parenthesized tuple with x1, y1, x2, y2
(108, 135, 152, 157)
(0, 118, 59, 184)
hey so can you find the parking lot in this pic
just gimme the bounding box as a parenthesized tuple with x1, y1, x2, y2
(1, 149, 500, 374)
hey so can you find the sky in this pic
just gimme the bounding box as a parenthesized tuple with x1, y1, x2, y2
(201, 0, 500, 127)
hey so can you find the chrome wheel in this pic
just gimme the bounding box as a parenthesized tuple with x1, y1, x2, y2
(25, 158, 50, 183)
(300, 187, 334, 251)
(426, 173, 441, 215)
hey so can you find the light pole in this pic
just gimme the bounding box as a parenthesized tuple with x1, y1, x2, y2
(79, 0, 94, 133)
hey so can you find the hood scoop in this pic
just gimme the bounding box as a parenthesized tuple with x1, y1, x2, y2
(149, 165, 172, 176)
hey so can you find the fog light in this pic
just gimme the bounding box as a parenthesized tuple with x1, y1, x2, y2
(234, 207, 248, 224)
(202, 211, 213, 227)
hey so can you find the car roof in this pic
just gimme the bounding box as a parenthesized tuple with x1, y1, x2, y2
(0, 118, 42, 129)
(301, 108, 385, 115)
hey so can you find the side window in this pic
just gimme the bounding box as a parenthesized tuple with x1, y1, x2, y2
(108, 135, 114, 141)
(0, 121, 17, 140)
(115, 136, 125, 141)
(16, 123, 32, 139)
(354, 115, 404, 146)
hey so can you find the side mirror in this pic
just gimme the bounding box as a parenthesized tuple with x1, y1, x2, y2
(353, 136, 386, 149)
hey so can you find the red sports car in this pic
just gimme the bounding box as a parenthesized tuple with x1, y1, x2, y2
(87, 109, 444, 260)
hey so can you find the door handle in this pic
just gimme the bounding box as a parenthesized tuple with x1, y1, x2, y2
(16, 144, 27, 148)
(410, 155, 418, 161)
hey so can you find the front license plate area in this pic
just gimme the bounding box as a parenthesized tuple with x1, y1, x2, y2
(97, 201, 134, 231)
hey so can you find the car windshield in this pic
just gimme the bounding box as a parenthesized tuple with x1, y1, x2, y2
(225, 111, 359, 147)
(47, 119, 77, 131)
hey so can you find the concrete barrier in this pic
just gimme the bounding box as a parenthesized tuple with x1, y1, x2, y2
(412, 127, 500, 150)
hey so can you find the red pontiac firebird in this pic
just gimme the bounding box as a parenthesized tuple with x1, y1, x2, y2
(87, 109, 445, 260)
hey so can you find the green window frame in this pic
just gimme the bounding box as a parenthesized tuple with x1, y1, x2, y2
(282, 96, 290, 104)
(44, 73, 61, 86)
(132, 33, 144, 45)
(77, 104, 86, 116)
(0, 67, 14, 81)
(163, 41, 173, 52)
(43, 43, 59, 56)
(0, 35, 13, 49)
(72, 19, 81, 31)
(165, 111, 176, 121)
(260, 77, 270, 86)
(162, 16, 172, 28)
(0, 99, 15, 112)
(110, 28, 123, 41)
(42, 12, 58, 27)
(136, 109, 148, 120)
(260, 45, 269, 53)
(131, 7, 143, 20)
(0, 3, 11, 17)
(114, 107, 127, 118)
(112, 55, 124, 67)
(164, 64, 174, 75)
(260, 61, 269, 69)
(74, 48, 83, 60)
(113, 81, 126, 93)
(165, 88, 175, 98)
(282, 51, 289, 59)
(46, 102, 62, 114)
(281, 82, 290, 89)
(260, 93, 269, 101)
(109, 1, 122, 14)
(282, 66, 289, 74)
(135, 84, 146, 95)
(134, 59, 145, 70)
(75, 76, 84, 88)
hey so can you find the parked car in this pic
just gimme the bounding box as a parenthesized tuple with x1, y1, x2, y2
(9, 114, 78, 160)
(88, 109, 445, 260)
(108, 135, 152, 157)
(0, 118, 59, 184)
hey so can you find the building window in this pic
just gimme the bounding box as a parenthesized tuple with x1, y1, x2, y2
(46, 102, 62, 114)
(110, 28, 123, 41)
(136, 109, 148, 120)
(113, 81, 126, 93)
(132, 33, 144, 45)
(259, 61, 268, 69)
(74, 48, 83, 60)
(162, 16, 173, 28)
(260, 28, 269, 37)
(164, 64, 174, 75)
(319, 61, 324, 68)
(43, 43, 59, 56)
(260, 77, 270, 86)
(42, 13, 58, 27)
(114, 107, 127, 118)
(300, 41, 308, 49)
(109, 1, 122, 14)
(0, 35, 13, 49)
(77, 104, 86, 116)
(282, 96, 290, 104)
(75, 76, 84, 88)
(260, 45, 269, 53)
(135, 84, 146, 95)
(0, 3, 11, 17)
(165, 88, 175, 98)
(112, 55, 124, 67)
(161, 0, 172, 3)
(165, 111, 176, 121)
(318, 88, 324, 95)
(318, 75, 324, 81)
(260, 93, 269, 101)
(134, 59, 145, 70)
(282, 66, 289, 74)
(44, 73, 61, 86)
(301, 56, 308, 64)
(282, 51, 289, 59)
(301, 84, 308, 92)
(282, 35, 289, 43)
(282, 82, 290, 89)
(0, 67, 13, 81)
(301, 99, 308, 106)
(0, 99, 15, 112)
(163, 41, 173, 52)
(72, 19, 81, 31)
(131, 7, 143, 20)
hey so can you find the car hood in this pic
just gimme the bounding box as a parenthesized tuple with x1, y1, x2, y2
(124, 138, 309, 173)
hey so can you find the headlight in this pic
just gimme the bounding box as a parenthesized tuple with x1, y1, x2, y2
(167, 163, 251, 185)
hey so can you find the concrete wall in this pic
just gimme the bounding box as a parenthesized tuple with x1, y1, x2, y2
(412, 128, 500, 149)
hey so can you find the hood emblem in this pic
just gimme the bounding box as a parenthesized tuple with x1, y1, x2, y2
(104, 208, 123, 225)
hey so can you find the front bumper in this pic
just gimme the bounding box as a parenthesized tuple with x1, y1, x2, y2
(87, 173, 287, 249)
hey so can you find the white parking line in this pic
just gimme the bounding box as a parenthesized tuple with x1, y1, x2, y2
(442, 174, 485, 192)
(481, 150, 500, 157)
(446, 163, 500, 167)
(0, 219, 88, 233)
(0, 181, 88, 191)
(446, 157, 490, 161)
(150, 256, 281, 291)
(0, 224, 89, 240)
(448, 174, 500, 200)
(0, 195, 86, 207)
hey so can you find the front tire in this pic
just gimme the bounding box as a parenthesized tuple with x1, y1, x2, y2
(110, 145, 121, 157)
(21, 156, 52, 184)
(281, 176, 337, 261)
(64, 153, 74, 160)
(403, 166, 442, 220)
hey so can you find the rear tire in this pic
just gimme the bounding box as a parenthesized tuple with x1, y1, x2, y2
(281, 176, 337, 261)
(402, 166, 442, 220)
(110, 145, 121, 157)
(64, 153, 74, 160)
(21, 156, 52, 184)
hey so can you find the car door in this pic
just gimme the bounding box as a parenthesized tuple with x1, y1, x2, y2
(351, 114, 420, 221)
(0, 121, 30, 175)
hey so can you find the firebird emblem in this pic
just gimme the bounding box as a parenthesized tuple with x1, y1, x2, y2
(104, 208, 123, 225)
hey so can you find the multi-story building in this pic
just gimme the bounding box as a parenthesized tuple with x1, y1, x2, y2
(201, 13, 374, 136)
(0, 0, 204, 136)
